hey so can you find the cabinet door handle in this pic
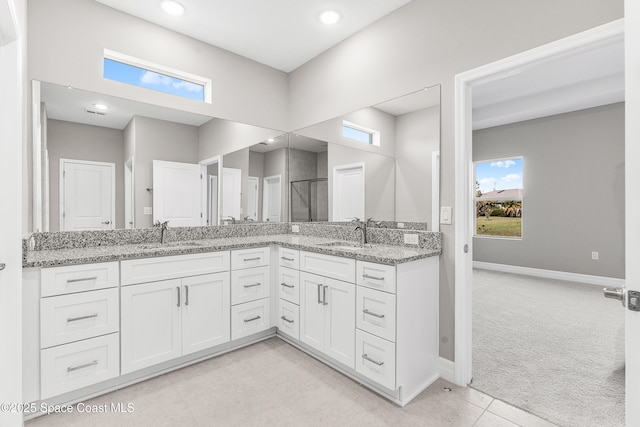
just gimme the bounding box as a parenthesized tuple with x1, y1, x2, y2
(66, 276, 98, 284)
(66, 313, 98, 323)
(67, 360, 98, 372)
(280, 256, 294, 262)
(362, 354, 384, 366)
(243, 257, 261, 262)
(177, 286, 181, 307)
(363, 309, 385, 319)
(363, 274, 385, 281)
(281, 282, 294, 289)
(243, 282, 262, 288)
(317, 283, 323, 304)
(244, 315, 261, 323)
(280, 315, 294, 324)
(323, 285, 328, 306)
(185, 285, 189, 306)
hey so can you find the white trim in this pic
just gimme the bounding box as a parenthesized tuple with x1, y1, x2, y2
(473, 261, 625, 288)
(431, 151, 440, 231)
(0, 0, 18, 45)
(438, 357, 456, 384)
(32, 80, 42, 232)
(454, 19, 624, 389)
(199, 155, 220, 226)
(103, 49, 212, 104)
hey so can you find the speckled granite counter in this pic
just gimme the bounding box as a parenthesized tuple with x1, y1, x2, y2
(23, 233, 440, 268)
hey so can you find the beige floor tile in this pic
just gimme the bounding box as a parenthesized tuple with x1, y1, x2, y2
(487, 399, 559, 427)
(474, 411, 519, 427)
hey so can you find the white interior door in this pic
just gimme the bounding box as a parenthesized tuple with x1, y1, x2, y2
(222, 167, 242, 220)
(247, 176, 259, 221)
(332, 163, 365, 221)
(208, 175, 218, 226)
(61, 159, 115, 231)
(263, 175, 281, 222)
(153, 160, 202, 227)
(124, 157, 134, 229)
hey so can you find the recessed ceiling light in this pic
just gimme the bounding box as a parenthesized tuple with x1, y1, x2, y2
(319, 10, 341, 25)
(161, 0, 185, 16)
(94, 103, 109, 110)
(267, 138, 275, 143)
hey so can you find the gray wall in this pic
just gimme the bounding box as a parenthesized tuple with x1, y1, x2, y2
(288, 0, 623, 360)
(131, 116, 199, 228)
(395, 106, 440, 225)
(47, 119, 124, 231)
(198, 118, 283, 162)
(473, 103, 625, 278)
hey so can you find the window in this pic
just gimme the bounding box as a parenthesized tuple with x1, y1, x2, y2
(342, 120, 380, 146)
(103, 50, 211, 103)
(474, 157, 523, 238)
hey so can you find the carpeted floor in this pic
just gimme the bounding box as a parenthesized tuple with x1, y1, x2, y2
(472, 269, 625, 427)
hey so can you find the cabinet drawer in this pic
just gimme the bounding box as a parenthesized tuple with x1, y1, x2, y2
(356, 261, 396, 293)
(121, 252, 230, 285)
(278, 247, 299, 269)
(41, 288, 119, 348)
(231, 298, 271, 340)
(41, 262, 119, 297)
(231, 247, 270, 270)
(356, 287, 396, 342)
(231, 266, 270, 305)
(40, 333, 119, 399)
(355, 329, 396, 391)
(300, 251, 355, 283)
(278, 267, 300, 305)
(278, 299, 299, 340)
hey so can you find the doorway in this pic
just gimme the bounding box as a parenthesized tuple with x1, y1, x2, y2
(247, 176, 259, 221)
(263, 175, 281, 222)
(332, 163, 365, 221)
(454, 19, 626, 425)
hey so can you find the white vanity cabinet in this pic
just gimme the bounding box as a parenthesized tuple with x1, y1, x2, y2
(120, 253, 231, 374)
(298, 251, 356, 369)
(38, 262, 120, 399)
(277, 248, 300, 339)
(230, 247, 271, 340)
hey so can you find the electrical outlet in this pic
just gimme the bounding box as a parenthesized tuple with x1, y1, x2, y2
(404, 234, 419, 245)
(592, 251, 599, 260)
(292, 224, 300, 233)
(397, 222, 405, 229)
(143, 207, 152, 215)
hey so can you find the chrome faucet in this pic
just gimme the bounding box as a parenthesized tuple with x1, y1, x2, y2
(223, 216, 236, 225)
(352, 218, 367, 245)
(154, 220, 169, 244)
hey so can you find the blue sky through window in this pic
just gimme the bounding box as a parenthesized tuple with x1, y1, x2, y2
(103, 58, 204, 102)
(342, 125, 372, 144)
(475, 158, 523, 194)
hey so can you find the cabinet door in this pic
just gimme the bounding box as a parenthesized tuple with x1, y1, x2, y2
(182, 273, 230, 355)
(299, 272, 325, 353)
(121, 279, 182, 374)
(324, 278, 356, 369)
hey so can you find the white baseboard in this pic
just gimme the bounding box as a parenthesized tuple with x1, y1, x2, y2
(473, 261, 625, 288)
(438, 357, 456, 384)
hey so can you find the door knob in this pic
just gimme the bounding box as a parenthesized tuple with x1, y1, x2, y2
(603, 287, 626, 306)
(101, 220, 111, 225)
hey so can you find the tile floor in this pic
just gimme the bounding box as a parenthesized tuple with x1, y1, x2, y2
(26, 337, 558, 426)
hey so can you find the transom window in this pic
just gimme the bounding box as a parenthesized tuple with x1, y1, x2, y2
(474, 157, 523, 238)
(103, 50, 211, 103)
(342, 120, 380, 146)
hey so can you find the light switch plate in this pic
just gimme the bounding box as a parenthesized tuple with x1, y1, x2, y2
(291, 224, 300, 233)
(440, 207, 452, 225)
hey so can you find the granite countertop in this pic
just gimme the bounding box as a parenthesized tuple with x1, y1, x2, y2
(23, 234, 440, 268)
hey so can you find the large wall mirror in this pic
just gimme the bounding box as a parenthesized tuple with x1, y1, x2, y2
(290, 85, 441, 230)
(31, 80, 284, 232)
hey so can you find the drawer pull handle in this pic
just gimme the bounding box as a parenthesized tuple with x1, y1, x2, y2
(363, 309, 385, 319)
(281, 282, 294, 289)
(280, 256, 294, 261)
(67, 360, 98, 372)
(362, 354, 384, 366)
(244, 315, 262, 323)
(66, 276, 98, 284)
(280, 315, 294, 324)
(67, 313, 98, 323)
(243, 257, 261, 262)
(243, 282, 262, 288)
(363, 274, 385, 281)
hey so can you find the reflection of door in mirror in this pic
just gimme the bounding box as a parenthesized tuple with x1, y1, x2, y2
(247, 177, 259, 221)
(60, 159, 115, 231)
(223, 167, 242, 220)
(263, 175, 281, 222)
(208, 175, 218, 226)
(124, 158, 134, 229)
(332, 163, 364, 222)
(152, 160, 203, 227)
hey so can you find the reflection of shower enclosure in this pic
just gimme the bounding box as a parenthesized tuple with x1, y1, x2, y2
(290, 178, 328, 222)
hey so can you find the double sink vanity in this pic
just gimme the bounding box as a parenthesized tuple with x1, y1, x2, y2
(21, 222, 441, 417)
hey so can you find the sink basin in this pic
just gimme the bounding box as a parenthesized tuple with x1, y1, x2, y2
(319, 241, 372, 251)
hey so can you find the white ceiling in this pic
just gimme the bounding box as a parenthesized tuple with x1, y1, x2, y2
(94, 0, 413, 72)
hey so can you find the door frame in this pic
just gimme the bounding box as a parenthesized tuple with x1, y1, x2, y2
(453, 20, 624, 387)
(199, 155, 220, 226)
(59, 158, 116, 231)
(124, 157, 134, 229)
(247, 176, 259, 221)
